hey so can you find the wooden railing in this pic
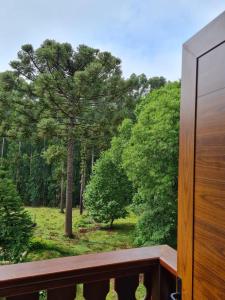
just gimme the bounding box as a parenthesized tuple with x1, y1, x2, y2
(0, 245, 177, 300)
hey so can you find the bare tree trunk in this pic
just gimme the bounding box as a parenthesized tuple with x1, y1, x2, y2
(30, 149, 32, 176)
(65, 137, 74, 237)
(79, 143, 87, 215)
(79, 163, 86, 215)
(91, 145, 95, 170)
(60, 165, 65, 213)
(1, 137, 5, 166)
(16, 141, 21, 188)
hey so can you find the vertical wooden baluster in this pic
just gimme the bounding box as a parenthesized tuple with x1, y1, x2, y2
(7, 293, 39, 300)
(159, 266, 176, 300)
(83, 280, 109, 300)
(115, 274, 139, 300)
(47, 285, 76, 300)
(144, 264, 160, 300)
(144, 271, 153, 300)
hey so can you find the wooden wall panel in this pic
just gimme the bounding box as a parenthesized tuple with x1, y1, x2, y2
(198, 42, 225, 96)
(179, 11, 225, 300)
(194, 52, 225, 298)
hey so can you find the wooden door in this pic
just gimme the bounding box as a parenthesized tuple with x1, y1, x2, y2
(178, 11, 225, 300)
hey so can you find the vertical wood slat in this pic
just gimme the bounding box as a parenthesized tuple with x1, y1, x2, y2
(115, 274, 139, 300)
(83, 280, 109, 300)
(47, 285, 76, 300)
(144, 265, 176, 300)
(144, 264, 160, 300)
(159, 266, 176, 300)
(7, 293, 39, 300)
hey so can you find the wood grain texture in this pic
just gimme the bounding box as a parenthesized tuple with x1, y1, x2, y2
(194, 52, 225, 299)
(178, 46, 197, 300)
(179, 11, 225, 300)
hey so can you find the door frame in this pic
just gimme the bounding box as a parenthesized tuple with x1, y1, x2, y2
(178, 11, 225, 300)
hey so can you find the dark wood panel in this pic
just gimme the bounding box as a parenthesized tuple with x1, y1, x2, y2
(143, 265, 160, 300)
(47, 285, 76, 300)
(177, 46, 197, 300)
(115, 274, 139, 300)
(159, 266, 176, 300)
(198, 42, 225, 97)
(83, 280, 109, 300)
(6, 293, 39, 300)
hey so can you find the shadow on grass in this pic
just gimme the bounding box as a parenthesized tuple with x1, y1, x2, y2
(100, 222, 135, 232)
(29, 237, 74, 257)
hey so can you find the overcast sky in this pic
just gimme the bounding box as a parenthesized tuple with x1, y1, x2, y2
(0, 1, 225, 80)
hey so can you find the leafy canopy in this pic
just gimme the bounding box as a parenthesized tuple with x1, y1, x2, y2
(123, 82, 180, 246)
(84, 151, 132, 228)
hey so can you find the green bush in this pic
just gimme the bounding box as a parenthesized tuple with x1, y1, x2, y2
(0, 172, 33, 263)
(84, 152, 132, 228)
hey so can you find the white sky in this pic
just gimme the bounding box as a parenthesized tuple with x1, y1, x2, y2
(0, 1, 225, 80)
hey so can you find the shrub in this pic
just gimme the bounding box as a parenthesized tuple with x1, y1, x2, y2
(84, 152, 132, 228)
(0, 172, 33, 263)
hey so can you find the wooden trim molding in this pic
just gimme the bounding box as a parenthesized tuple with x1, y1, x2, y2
(178, 46, 197, 300)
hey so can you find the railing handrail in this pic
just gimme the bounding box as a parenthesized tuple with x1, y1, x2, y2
(0, 245, 177, 297)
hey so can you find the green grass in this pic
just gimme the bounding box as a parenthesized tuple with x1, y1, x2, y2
(26, 207, 138, 261)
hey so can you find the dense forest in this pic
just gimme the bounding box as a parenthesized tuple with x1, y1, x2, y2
(0, 40, 180, 263)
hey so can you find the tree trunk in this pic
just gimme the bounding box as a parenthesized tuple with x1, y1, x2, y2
(30, 150, 32, 176)
(79, 143, 87, 215)
(65, 137, 75, 237)
(1, 137, 5, 166)
(16, 141, 21, 188)
(91, 145, 95, 170)
(60, 166, 65, 213)
(109, 219, 114, 229)
(79, 164, 86, 215)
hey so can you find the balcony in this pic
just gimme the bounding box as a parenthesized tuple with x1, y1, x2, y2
(0, 245, 176, 300)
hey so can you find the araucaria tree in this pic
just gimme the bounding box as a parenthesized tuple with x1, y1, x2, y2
(10, 41, 132, 237)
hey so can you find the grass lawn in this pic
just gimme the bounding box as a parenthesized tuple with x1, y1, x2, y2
(25, 207, 146, 299)
(26, 207, 138, 261)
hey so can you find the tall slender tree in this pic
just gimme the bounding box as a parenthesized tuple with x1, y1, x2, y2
(9, 40, 140, 237)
